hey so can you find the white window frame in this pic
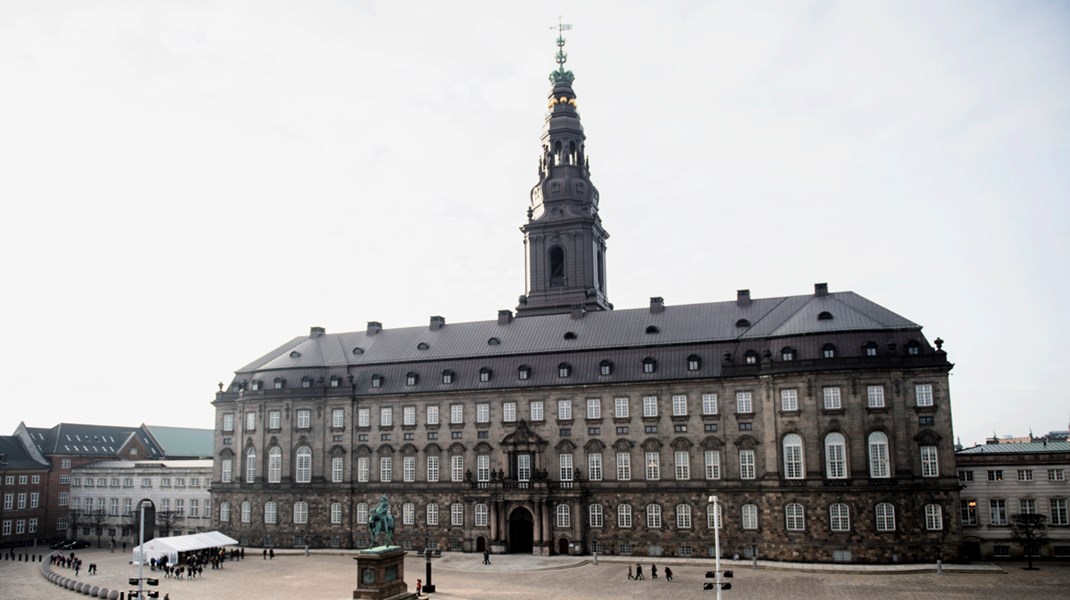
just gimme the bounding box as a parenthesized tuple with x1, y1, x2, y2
(426, 406, 439, 425)
(915, 383, 934, 407)
(503, 402, 517, 422)
(739, 449, 756, 479)
(295, 446, 312, 483)
(268, 447, 282, 483)
(823, 386, 842, 410)
(672, 394, 688, 416)
(380, 407, 393, 427)
(558, 400, 572, 421)
(530, 401, 544, 421)
(867, 385, 885, 408)
(925, 504, 943, 530)
(556, 504, 571, 528)
(674, 450, 690, 480)
(742, 504, 758, 530)
(588, 453, 603, 481)
(451, 455, 464, 482)
(785, 503, 805, 531)
(783, 434, 804, 479)
(647, 503, 662, 528)
(921, 445, 939, 477)
(645, 452, 660, 480)
(450, 404, 464, 424)
(736, 391, 752, 414)
(829, 503, 850, 532)
(702, 393, 718, 415)
(380, 456, 392, 482)
(824, 433, 847, 479)
(477, 403, 490, 423)
(617, 504, 632, 528)
(589, 504, 604, 528)
(875, 502, 896, 531)
(426, 456, 440, 482)
(643, 396, 658, 417)
(560, 453, 574, 481)
(868, 432, 890, 478)
(332, 456, 344, 483)
(403, 456, 416, 482)
(586, 398, 601, 419)
(296, 409, 311, 429)
(615, 397, 629, 418)
(616, 452, 631, 481)
(357, 457, 370, 482)
(676, 504, 692, 529)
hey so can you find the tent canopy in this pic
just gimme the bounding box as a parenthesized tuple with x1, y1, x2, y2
(132, 531, 238, 564)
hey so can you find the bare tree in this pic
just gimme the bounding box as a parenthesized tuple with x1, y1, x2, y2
(156, 510, 181, 538)
(87, 510, 108, 548)
(1010, 513, 1049, 569)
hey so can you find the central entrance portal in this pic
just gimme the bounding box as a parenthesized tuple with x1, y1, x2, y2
(508, 507, 534, 554)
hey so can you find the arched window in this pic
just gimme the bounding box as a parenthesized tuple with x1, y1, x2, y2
(556, 504, 571, 528)
(268, 447, 282, 483)
(558, 363, 571, 378)
(405, 372, 418, 386)
(676, 504, 692, 529)
(356, 503, 369, 524)
(863, 342, 878, 357)
(822, 344, 837, 358)
(824, 433, 847, 479)
(646, 503, 662, 528)
(599, 360, 613, 376)
(479, 367, 492, 382)
(741, 504, 758, 530)
(219, 501, 230, 523)
(781, 347, 796, 361)
(273, 377, 285, 389)
(868, 432, 890, 478)
(442, 370, 454, 384)
(589, 504, 604, 528)
(906, 340, 922, 356)
(371, 374, 383, 388)
(875, 502, 896, 531)
(240, 500, 251, 523)
(293, 501, 308, 524)
(264, 501, 277, 524)
(295, 446, 312, 483)
(549, 246, 566, 287)
(245, 447, 257, 483)
(517, 365, 531, 380)
(687, 354, 701, 371)
(645, 325, 660, 334)
(785, 503, 805, 531)
(829, 503, 850, 532)
(783, 434, 804, 479)
(617, 504, 632, 528)
(642, 357, 657, 373)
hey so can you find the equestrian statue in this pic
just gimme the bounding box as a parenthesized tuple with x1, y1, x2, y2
(368, 494, 396, 547)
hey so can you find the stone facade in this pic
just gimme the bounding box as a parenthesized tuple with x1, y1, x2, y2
(209, 37, 959, 563)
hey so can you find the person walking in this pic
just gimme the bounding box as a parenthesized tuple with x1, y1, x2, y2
(263, 549, 267, 560)
(627, 565, 633, 580)
(634, 563, 644, 580)
(651, 564, 658, 580)
(483, 550, 491, 565)
(664, 566, 673, 581)
(269, 548, 274, 560)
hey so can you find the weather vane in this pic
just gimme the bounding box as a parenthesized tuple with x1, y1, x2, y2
(549, 17, 574, 84)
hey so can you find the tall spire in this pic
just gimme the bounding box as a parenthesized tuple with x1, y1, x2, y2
(516, 23, 611, 317)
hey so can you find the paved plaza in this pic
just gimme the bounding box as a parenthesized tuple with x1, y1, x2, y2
(3, 545, 1070, 600)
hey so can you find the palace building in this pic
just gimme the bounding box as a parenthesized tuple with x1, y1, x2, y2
(209, 34, 958, 563)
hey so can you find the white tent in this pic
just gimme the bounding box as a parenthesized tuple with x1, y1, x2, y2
(132, 531, 238, 566)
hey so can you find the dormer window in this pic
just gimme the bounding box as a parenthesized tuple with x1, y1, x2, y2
(518, 365, 531, 380)
(273, 378, 285, 390)
(687, 355, 701, 371)
(301, 377, 312, 388)
(479, 367, 492, 382)
(442, 370, 454, 384)
(352, 347, 365, 355)
(736, 319, 751, 328)
(406, 372, 418, 386)
(744, 350, 759, 365)
(817, 311, 833, 321)
(330, 376, 341, 387)
(645, 325, 660, 334)
(488, 337, 501, 346)
(371, 374, 383, 389)
(781, 347, 796, 361)
(558, 363, 572, 378)
(822, 344, 837, 359)
(251, 380, 262, 391)
(641, 357, 657, 373)
(563, 331, 577, 340)
(599, 360, 613, 376)
(906, 341, 921, 356)
(417, 342, 430, 351)
(864, 342, 878, 357)
(289, 351, 302, 358)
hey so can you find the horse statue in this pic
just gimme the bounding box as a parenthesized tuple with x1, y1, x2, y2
(367, 494, 395, 547)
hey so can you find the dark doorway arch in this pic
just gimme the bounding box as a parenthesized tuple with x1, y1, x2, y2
(557, 537, 569, 555)
(476, 536, 486, 553)
(508, 507, 534, 554)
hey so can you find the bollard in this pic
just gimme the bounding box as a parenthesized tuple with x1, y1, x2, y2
(937, 559, 942, 575)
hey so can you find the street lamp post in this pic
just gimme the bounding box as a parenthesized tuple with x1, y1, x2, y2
(704, 495, 733, 599)
(422, 530, 437, 594)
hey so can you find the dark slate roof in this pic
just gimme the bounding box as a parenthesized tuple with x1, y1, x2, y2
(144, 426, 214, 459)
(0, 436, 49, 470)
(237, 291, 921, 373)
(26, 423, 164, 458)
(957, 441, 1070, 455)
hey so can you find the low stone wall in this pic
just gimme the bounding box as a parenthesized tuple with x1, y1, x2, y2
(40, 553, 121, 600)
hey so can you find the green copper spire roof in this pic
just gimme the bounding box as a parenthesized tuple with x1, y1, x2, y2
(549, 19, 574, 85)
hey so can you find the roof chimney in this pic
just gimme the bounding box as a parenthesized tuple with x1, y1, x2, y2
(814, 282, 829, 297)
(309, 326, 326, 338)
(570, 304, 587, 320)
(737, 290, 751, 306)
(366, 321, 382, 335)
(649, 297, 665, 314)
(430, 316, 445, 331)
(497, 309, 513, 325)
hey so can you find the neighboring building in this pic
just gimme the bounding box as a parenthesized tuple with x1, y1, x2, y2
(209, 35, 958, 563)
(0, 435, 50, 547)
(12, 422, 212, 539)
(957, 441, 1070, 560)
(69, 459, 213, 546)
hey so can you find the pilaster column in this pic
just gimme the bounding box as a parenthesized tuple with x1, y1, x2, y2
(490, 500, 498, 542)
(542, 501, 551, 545)
(533, 500, 543, 545)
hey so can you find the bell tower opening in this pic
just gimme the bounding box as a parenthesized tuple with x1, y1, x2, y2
(549, 246, 565, 287)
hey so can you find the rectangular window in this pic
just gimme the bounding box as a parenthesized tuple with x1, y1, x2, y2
(823, 386, 841, 410)
(477, 455, 490, 482)
(647, 505, 661, 528)
(589, 505, 603, 528)
(645, 452, 660, 480)
(925, 504, 943, 530)
(780, 389, 798, 411)
(558, 400, 572, 421)
(736, 391, 752, 414)
(1018, 469, 1034, 481)
(517, 454, 531, 481)
(560, 453, 573, 481)
(867, 385, 885, 408)
(742, 504, 758, 530)
(380, 457, 392, 482)
(401, 406, 415, 426)
(426, 405, 440, 425)
(921, 446, 939, 477)
(60, 459, 71, 469)
(588, 453, 603, 481)
(58, 492, 69, 506)
(296, 409, 310, 429)
(264, 502, 277, 524)
(175, 499, 185, 516)
(616, 452, 631, 481)
(245, 412, 256, 431)
(961, 499, 978, 525)
(357, 457, 370, 482)
(189, 499, 200, 518)
(31, 475, 40, 484)
(503, 402, 517, 422)
(989, 499, 1007, 525)
(643, 396, 658, 417)
(358, 408, 370, 428)
(674, 450, 690, 480)
(222, 413, 234, 432)
(402, 456, 415, 482)
(739, 449, 756, 479)
(29, 493, 39, 509)
(587, 398, 601, 419)
(672, 395, 688, 416)
(1051, 499, 1069, 526)
(988, 470, 1004, 481)
(530, 401, 544, 421)
(704, 450, 721, 480)
(451, 503, 464, 526)
(476, 504, 489, 527)
(958, 470, 974, 482)
(241, 502, 251, 523)
(702, 393, 718, 415)
(475, 403, 490, 423)
(264, 410, 279, 430)
(332, 456, 344, 483)
(618, 505, 632, 528)
(329, 503, 342, 525)
(615, 397, 630, 418)
(915, 383, 934, 406)
(1049, 469, 1065, 481)
(379, 407, 392, 427)
(451, 404, 464, 424)
(28, 518, 38, 534)
(1020, 498, 1036, 514)
(451, 455, 464, 482)
(427, 456, 440, 482)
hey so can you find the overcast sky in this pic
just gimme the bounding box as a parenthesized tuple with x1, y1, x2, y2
(1, 1, 1067, 447)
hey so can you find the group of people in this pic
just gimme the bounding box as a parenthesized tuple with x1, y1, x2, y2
(50, 552, 87, 576)
(149, 545, 240, 580)
(628, 562, 673, 582)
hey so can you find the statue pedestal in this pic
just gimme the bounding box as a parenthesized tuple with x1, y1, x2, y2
(353, 547, 417, 600)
